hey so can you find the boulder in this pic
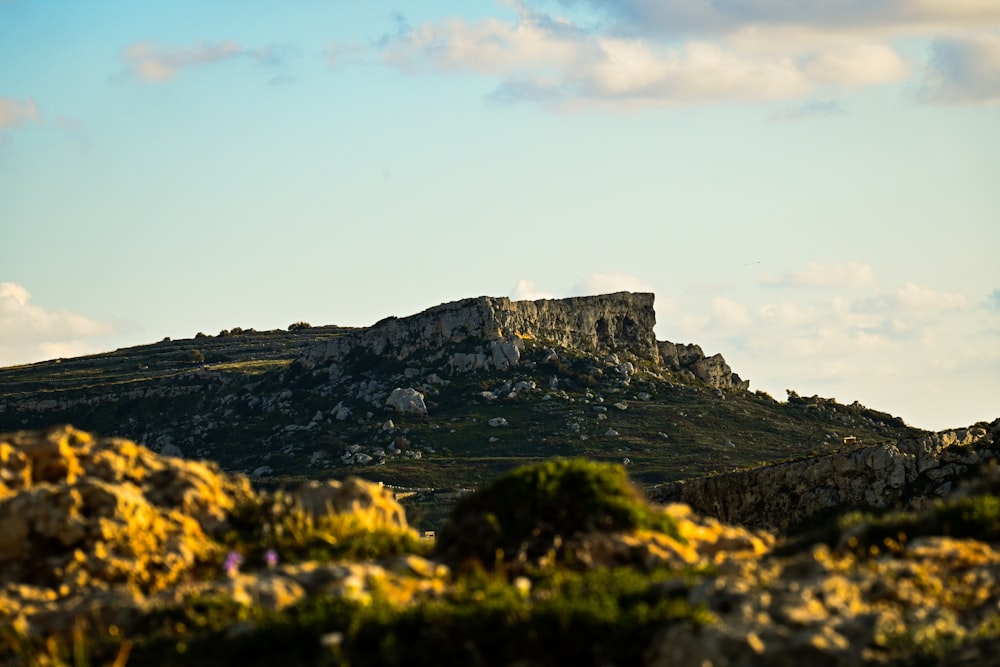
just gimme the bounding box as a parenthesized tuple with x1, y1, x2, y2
(332, 401, 352, 421)
(292, 477, 409, 532)
(385, 388, 427, 415)
(491, 337, 523, 370)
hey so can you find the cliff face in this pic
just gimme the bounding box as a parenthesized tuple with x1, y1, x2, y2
(302, 292, 659, 368)
(299, 292, 746, 390)
(651, 420, 1000, 532)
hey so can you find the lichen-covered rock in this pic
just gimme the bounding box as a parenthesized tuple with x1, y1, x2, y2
(292, 477, 409, 531)
(645, 533, 1000, 667)
(0, 426, 254, 596)
(0, 426, 443, 650)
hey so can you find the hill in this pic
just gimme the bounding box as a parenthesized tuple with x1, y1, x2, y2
(0, 292, 923, 529)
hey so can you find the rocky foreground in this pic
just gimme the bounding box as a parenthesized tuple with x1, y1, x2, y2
(2, 424, 1000, 666)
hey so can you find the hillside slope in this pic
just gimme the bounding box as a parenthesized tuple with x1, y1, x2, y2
(0, 293, 920, 524)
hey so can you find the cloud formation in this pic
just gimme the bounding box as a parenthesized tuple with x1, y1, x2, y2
(121, 41, 245, 82)
(566, 0, 1000, 36)
(0, 96, 42, 128)
(855, 282, 968, 314)
(570, 272, 656, 296)
(0, 283, 115, 366)
(510, 279, 556, 301)
(119, 40, 298, 84)
(667, 260, 993, 428)
(760, 261, 877, 289)
(377, 1, 1000, 109)
(918, 34, 1000, 105)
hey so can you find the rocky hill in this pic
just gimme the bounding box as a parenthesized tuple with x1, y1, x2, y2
(0, 292, 924, 531)
(3, 425, 1000, 666)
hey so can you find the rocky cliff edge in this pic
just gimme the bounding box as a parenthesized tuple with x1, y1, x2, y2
(299, 292, 749, 390)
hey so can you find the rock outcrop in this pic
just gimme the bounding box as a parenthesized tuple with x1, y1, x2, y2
(293, 477, 409, 531)
(299, 292, 747, 390)
(651, 420, 1000, 532)
(302, 292, 660, 368)
(0, 425, 254, 595)
(4, 426, 1000, 666)
(659, 341, 749, 390)
(0, 426, 432, 645)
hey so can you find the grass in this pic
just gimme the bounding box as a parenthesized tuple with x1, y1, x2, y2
(208, 359, 292, 377)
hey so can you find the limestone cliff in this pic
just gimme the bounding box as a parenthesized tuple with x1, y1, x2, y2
(650, 419, 1000, 532)
(302, 292, 658, 365)
(299, 292, 747, 390)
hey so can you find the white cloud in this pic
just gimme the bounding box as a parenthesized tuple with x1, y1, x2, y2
(570, 272, 656, 296)
(376, 1, 999, 109)
(664, 262, 994, 428)
(0, 283, 115, 366)
(0, 96, 42, 128)
(121, 41, 244, 82)
(799, 43, 907, 85)
(712, 296, 753, 329)
(758, 300, 818, 327)
(855, 281, 968, 313)
(510, 279, 556, 301)
(893, 281, 968, 311)
(760, 261, 877, 288)
(568, 1, 1000, 35)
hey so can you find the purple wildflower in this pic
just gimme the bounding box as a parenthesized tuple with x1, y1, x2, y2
(224, 551, 243, 577)
(265, 549, 278, 569)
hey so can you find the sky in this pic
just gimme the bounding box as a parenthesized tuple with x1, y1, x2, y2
(1, 0, 998, 432)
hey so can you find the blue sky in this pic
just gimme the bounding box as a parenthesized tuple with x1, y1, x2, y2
(1, 0, 998, 431)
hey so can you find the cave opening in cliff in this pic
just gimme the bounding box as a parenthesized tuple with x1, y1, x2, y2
(595, 317, 610, 342)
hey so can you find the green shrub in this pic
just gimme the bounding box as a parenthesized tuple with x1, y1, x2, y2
(434, 458, 680, 567)
(223, 492, 428, 565)
(837, 493, 1000, 556)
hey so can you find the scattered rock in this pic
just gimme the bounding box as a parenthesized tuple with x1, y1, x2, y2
(385, 388, 427, 415)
